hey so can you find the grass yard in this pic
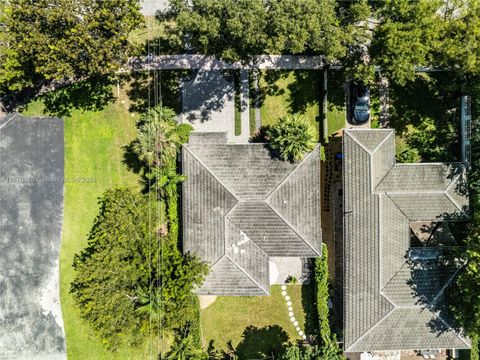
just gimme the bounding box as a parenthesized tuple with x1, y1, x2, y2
(201, 285, 309, 358)
(128, 16, 165, 47)
(22, 88, 163, 359)
(259, 71, 321, 141)
(326, 103, 345, 136)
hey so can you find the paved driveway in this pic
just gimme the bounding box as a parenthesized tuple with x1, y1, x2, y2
(180, 70, 236, 141)
(0, 114, 65, 359)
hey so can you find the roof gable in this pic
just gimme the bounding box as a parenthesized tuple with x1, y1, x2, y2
(343, 129, 469, 352)
(183, 135, 322, 295)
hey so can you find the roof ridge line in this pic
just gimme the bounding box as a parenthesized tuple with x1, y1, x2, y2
(265, 202, 321, 256)
(264, 144, 320, 202)
(225, 218, 269, 259)
(433, 311, 471, 348)
(370, 129, 395, 156)
(344, 304, 395, 352)
(384, 193, 412, 221)
(431, 261, 465, 308)
(344, 130, 374, 155)
(224, 254, 270, 295)
(444, 171, 467, 211)
(183, 145, 239, 203)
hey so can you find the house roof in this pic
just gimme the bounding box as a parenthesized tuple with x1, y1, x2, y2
(182, 133, 322, 295)
(343, 129, 470, 352)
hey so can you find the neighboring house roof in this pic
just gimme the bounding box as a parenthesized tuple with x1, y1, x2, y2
(182, 132, 322, 296)
(343, 129, 470, 352)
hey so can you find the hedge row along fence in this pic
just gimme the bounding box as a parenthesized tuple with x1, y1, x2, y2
(314, 244, 344, 358)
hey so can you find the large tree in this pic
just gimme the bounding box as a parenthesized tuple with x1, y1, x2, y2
(0, 0, 143, 94)
(370, 0, 480, 86)
(162, 0, 345, 62)
(70, 188, 208, 349)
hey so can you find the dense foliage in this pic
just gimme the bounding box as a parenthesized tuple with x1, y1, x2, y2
(161, 0, 348, 63)
(70, 188, 208, 350)
(370, 0, 480, 85)
(449, 87, 480, 340)
(267, 114, 316, 162)
(314, 245, 344, 359)
(130, 106, 193, 197)
(0, 0, 142, 94)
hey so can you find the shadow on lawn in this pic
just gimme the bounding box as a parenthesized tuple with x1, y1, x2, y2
(235, 325, 289, 359)
(127, 70, 185, 114)
(17, 75, 117, 118)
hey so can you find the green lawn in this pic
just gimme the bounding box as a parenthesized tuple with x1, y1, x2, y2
(326, 103, 345, 136)
(201, 285, 308, 356)
(259, 71, 321, 141)
(22, 89, 162, 359)
(128, 16, 165, 47)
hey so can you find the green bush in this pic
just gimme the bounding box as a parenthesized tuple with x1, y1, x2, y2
(267, 114, 316, 162)
(314, 244, 344, 359)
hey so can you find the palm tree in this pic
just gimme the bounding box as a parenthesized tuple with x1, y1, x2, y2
(267, 114, 316, 162)
(132, 107, 192, 169)
(134, 287, 166, 322)
(222, 340, 239, 360)
(165, 326, 207, 360)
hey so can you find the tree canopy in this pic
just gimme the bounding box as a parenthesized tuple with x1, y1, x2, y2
(370, 0, 480, 85)
(0, 0, 143, 94)
(162, 0, 346, 63)
(70, 188, 208, 349)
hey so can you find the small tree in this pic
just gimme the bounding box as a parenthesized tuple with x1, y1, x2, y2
(132, 107, 192, 169)
(267, 114, 316, 162)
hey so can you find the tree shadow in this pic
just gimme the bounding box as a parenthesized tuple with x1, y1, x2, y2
(20, 75, 117, 118)
(181, 70, 236, 124)
(235, 325, 289, 360)
(301, 260, 319, 339)
(288, 71, 322, 115)
(327, 69, 347, 110)
(127, 70, 185, 114)
(407, 208, 469, 337)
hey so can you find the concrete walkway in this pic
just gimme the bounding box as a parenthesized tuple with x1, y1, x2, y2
(128, 54, 325, 71)
(238, 70, 250, 142)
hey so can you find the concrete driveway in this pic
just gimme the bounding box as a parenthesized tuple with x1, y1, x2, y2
(0, 114, 65, 359)
(180, 70, 236, 141)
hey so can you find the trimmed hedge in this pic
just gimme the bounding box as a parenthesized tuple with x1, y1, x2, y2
(314, 244, 344, 359)
(314, 244, 331, 341)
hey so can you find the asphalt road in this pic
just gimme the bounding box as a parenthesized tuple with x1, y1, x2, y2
(0, 114, 66, 359)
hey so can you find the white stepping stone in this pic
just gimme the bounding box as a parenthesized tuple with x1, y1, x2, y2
(288, 311, 293, 317)
(299, 331, 304, 336)
(282, 291, 287, 296)
(288, 306, 293, 312)
(286, 301, 292, 307)
(281, 285, 287, 290)
(285, 295, 291, 301)
(303, 335, 307, 339)
(293, 321, 298, 326)
(296, 326, 300, 331)
(290, 316, 295, 322)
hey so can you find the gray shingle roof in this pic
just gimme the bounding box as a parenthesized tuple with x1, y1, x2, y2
(343, 129, 469, 352)
(183, 133, 321, 295)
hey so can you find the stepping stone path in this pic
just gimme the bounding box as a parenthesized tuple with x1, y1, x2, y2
(281, 285, 307, 340)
